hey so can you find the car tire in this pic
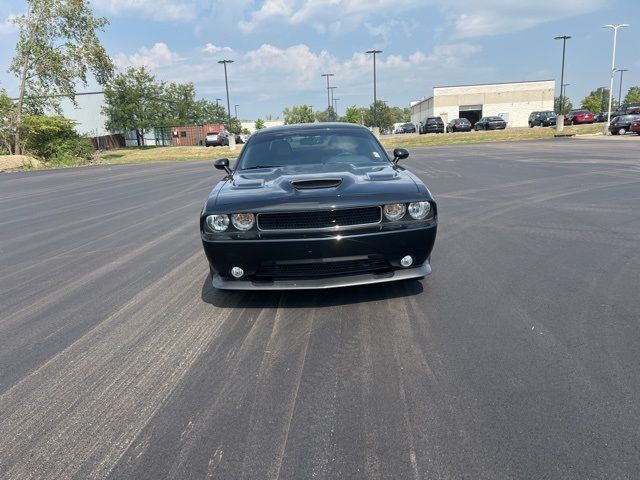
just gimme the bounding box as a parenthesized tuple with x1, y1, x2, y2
(529, 122, 533, 128)
(618, 128, 626, 135)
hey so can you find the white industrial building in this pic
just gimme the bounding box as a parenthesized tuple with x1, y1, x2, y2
(410, 80, 555, 128)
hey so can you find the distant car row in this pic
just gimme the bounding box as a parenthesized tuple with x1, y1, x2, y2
(414, 116, 507, 134)
(205, 131, 250, 147)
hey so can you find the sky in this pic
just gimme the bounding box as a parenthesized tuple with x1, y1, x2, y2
(0, 0, 639, 120)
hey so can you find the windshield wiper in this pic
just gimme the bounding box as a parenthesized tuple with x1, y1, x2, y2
(241, 165, 284, 170)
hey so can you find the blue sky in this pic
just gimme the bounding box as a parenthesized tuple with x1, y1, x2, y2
(1, 0, 639, 119)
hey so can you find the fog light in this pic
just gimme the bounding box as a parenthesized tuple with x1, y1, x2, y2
(231, 267, 244, 278)
(400, 255, 413, 267)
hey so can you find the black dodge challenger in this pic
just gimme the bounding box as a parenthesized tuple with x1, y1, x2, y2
(200, 123, 437, 290)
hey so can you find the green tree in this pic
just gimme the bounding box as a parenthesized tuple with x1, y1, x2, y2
(342, 105, 364, 124)
(159, 82, 198, 125)
(388, 106, 410, 123)
(283, 104, 315, 124)
(624, 86, 640, 105)
(193, 99, 227, 125)
(224, 116, 242, 135)
(554, 96, 573, 115)
(0, 89, 18, 154)
(581, 87, 611, 113)
(364, 101, 394, 131)
(102, 67, 162, 146)
(314, 106, 335, 123)
(10, 0, 114, 154)
(255, 118, 266, 130)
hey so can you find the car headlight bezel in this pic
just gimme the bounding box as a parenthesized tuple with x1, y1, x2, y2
(205, 214, 230, 232)
(408, 201, 432, 220)
(231, 212, 255, 231)
(383, 203, 406, 221)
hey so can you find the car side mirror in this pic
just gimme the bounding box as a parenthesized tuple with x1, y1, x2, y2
(214, 158, 231, 174)
(392, 148, 409, 164)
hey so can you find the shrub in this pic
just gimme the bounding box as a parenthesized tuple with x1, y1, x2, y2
(21, 115, 94, 165)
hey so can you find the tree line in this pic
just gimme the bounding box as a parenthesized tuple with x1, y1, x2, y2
(280, 102, 411, 132)
(555, 86, 640, 115)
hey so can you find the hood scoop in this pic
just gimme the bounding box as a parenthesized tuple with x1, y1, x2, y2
(291, 178, 342, 190)
(233, 176, 265, 189)
(365, 169, 398, 181)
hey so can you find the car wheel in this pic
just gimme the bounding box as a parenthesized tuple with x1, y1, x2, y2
(529, 122, 533, 128)
(618, 128, 626, 135)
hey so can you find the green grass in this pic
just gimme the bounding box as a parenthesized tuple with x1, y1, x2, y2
(99, 145, 243, 164)
(380, 123, 604, 149)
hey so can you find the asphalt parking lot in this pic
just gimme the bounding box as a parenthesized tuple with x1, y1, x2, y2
(1, 138, 639, 479)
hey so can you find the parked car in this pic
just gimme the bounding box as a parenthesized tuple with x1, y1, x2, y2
(595, 112, 609, 123)
(630, 120, 640, 134)
(609, 114, 640, 135)
(474, 116, 507, 130)
(401, 122, 416, 134)
(446, 118, 472, 133)
(528, 111, 557, 127)
(419, 117, 444, 134)
(235, 134, 250, 144)
(611, 104, 640, 117)
(564, 110, 594, 125)
(205, 131, 228, 147)
(200, 123, 438, 290)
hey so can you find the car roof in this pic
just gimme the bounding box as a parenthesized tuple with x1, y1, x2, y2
(251, 122, 371, 137)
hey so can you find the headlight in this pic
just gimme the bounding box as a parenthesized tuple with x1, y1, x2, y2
(408, 201, 431, 220)
(205, 214, 229, 232)
(383, 203, 406, 221)
(231, 213, 255, 231)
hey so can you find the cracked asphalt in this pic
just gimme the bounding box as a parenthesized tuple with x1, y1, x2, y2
(1, 137, 639, 479)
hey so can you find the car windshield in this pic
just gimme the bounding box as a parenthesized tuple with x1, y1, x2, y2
(237, 129, 390, 170)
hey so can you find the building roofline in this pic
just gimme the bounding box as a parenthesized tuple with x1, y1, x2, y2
(434, 79, 555, 89)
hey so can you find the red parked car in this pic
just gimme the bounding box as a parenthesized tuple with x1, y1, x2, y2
(630, 120, 640, 134)
(564, 109, 595, 125)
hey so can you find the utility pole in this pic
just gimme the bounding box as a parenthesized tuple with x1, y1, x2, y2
(603, 24, 630, 132)
(329, 86, 337, 120)
(218, 59, 234, 122)
(366, 49, 383, 127)
(617, 68, 629, 106)
(554, 36, 571, 115)
(333, 98, 340, 118)
(321, 73, 334, 119)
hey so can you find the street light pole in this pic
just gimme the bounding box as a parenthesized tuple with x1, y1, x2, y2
(617, 68, 629, 106)
(329, 86, 337, 119)
(321, 73, 334, 118)
(603, 24, 630, 132)
(218, 60, 234, 122)
(366, 49, 382, 127)
(333, 98, 340, 117)
(554, 36, 571, 115)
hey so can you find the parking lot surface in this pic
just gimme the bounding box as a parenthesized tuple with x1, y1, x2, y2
(1, 138, 639, 479)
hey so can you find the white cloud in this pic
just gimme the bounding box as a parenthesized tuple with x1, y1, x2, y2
(115, 43, 181, 70)
(92, 0, 197, 22)
(240, 0, 422, 33)
(202, 44, 233, 55)
(0, 13, 17, 35)
(445, 0, 606, 38)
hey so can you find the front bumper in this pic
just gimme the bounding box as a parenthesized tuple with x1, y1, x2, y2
(212, 262, 431, 290)
(202, 224, 437, 289)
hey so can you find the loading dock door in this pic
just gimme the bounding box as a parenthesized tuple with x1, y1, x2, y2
(459, 104, 482, 126)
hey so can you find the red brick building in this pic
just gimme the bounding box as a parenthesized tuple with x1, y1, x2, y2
(170, 123, 225, 146)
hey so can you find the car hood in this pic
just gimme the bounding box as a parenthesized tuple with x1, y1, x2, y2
(207, 163, 425, 212)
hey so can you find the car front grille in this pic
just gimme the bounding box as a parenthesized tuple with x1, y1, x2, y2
(257, 207, 381, 231)
(255, 257, 391, 278)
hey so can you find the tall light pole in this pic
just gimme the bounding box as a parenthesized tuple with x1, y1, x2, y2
(321, 73, 334, 117)
(554, 36, 571, 115)
(333, 98, 340, 117)
(603, 24, 630, 132)
(218, 60, 234, 122)
(366, 49, 382, 127)
(234, 104, 239, 119)
(616, 68, 629, 106)
(329, 86, 337, 119)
